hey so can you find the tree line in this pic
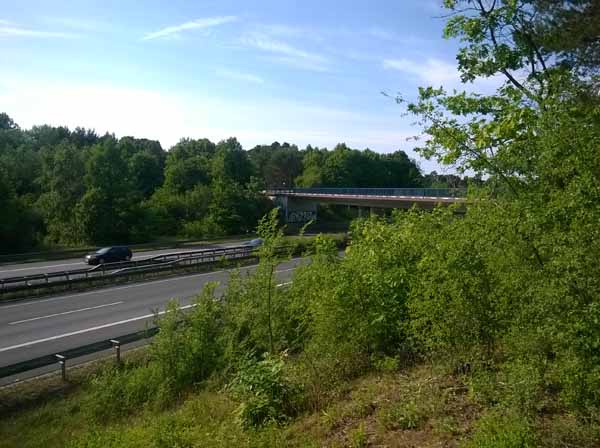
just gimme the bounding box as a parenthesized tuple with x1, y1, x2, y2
(0, 118, 463, 252)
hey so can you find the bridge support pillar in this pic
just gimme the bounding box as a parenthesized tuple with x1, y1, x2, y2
(272, 195, 318, 224)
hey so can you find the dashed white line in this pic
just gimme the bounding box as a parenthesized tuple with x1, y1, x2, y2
(8, 301, 124, 325)
(0, 261, 82, 274)
(1, 261, 306, 309)
(0, 269, 231, 309)
(0, 262, 304, 352)
(0, 304, 195, 353)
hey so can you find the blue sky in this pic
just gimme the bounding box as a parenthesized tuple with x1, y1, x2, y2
(0, 0, 484, 172)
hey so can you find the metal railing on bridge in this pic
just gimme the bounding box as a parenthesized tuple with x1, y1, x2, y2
(266, 188, 466, 198)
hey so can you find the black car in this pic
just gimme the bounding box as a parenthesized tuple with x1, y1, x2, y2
(85, 246, 132, 265)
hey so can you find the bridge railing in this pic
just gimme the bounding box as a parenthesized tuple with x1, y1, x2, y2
(267, 188, 466, 198)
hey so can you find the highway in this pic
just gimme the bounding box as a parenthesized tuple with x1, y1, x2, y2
(0, 256, 306, 381)
(0, 241, 247, 280)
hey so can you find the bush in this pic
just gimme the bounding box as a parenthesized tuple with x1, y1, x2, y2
(229, 355, 301, 428)
(181, 215, 226, 239)
(381, 399, 427, 431)
(465, 410, 537, 448)
(83, 363, 160, 421)
(289, 342, 369, 413)
(150, 286, 224, 397)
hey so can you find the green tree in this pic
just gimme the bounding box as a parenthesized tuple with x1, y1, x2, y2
(398, 0, 600, 414)
(76, 139, 139, 244)
(36, 143, 86, 244)
(0, 112, 18, 130)
(0, 166, 40, 252)
(211, 137, 253, 185)
(163, 138, 214, 193)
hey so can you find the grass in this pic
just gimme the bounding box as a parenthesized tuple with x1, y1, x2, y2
(1, 361, 598, 447)
(0, 364, 475, 448)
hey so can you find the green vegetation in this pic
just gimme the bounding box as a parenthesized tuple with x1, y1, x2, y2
(0, 120, 433, 253)
(2, 0, 600, 446)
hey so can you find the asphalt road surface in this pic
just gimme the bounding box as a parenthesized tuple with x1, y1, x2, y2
(0, 241, 249, 280)
(0, 256, 306, 382)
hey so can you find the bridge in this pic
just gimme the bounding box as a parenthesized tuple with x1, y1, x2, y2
(266, 188, 466, 223)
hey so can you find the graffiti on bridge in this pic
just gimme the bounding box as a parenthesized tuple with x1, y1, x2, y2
(287, 210, 317, 223)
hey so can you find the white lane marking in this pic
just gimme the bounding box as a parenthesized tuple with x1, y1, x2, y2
(0, 269, 228, 309)
(0, 260, 305, 310)
(8, 301, 124, 326)
(0, 261, 83, 274)
(0, 266, 301, 352)
(0, 304, 196, 353)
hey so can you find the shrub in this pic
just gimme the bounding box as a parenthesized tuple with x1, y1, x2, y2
(381, 399, 426, 430)
(149, 286, 224, 397)
(229, 355, 300, 428)
(349, 422, 368, 447)
(181, 215, 226, 238)
(372, 355, 400, 374)
(465, 410, 537, 448)
(83, 363, 160, 422)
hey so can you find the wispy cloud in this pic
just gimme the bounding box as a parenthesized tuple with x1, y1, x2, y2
(383, 57, 505, 93)
(383, 57, 459, 85)
(368, 27, 397, 40)
(216, 68, 264, 84)
(258, 23, 326, 43)
(0, 23, 76, 38)
(368, 27, 430, 46)
(143, 16, 237, 41)
(241, 32, 329, 72)
(44, 17, 107, 32)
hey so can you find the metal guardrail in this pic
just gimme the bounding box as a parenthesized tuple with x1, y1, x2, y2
(266, 187, 467, 197)
(0, 281, 300, 382)
(0, 327, 160, 380)
(0, 245, 304, 382)
(0, 245, 259, 297)
(0, 238, 212, 264)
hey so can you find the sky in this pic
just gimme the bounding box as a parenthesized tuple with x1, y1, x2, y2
(0, 0, 490, 173)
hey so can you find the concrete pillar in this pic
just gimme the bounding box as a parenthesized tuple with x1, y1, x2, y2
(286, 197, 318, 224)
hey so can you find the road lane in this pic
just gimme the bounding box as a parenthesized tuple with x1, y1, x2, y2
(0, 257, 303, 368)
(0, 241, 250, 280)
(7, 301, 124, 325)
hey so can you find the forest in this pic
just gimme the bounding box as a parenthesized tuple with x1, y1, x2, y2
(2, 0, 600, 446)
(0, 115, 462, 252)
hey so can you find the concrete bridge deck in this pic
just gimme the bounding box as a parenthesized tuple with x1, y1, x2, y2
(266, 188, 466, 222)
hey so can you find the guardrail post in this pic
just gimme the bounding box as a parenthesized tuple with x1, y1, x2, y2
(110, 339, 121, 364)
(55, 354, 67, 381)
